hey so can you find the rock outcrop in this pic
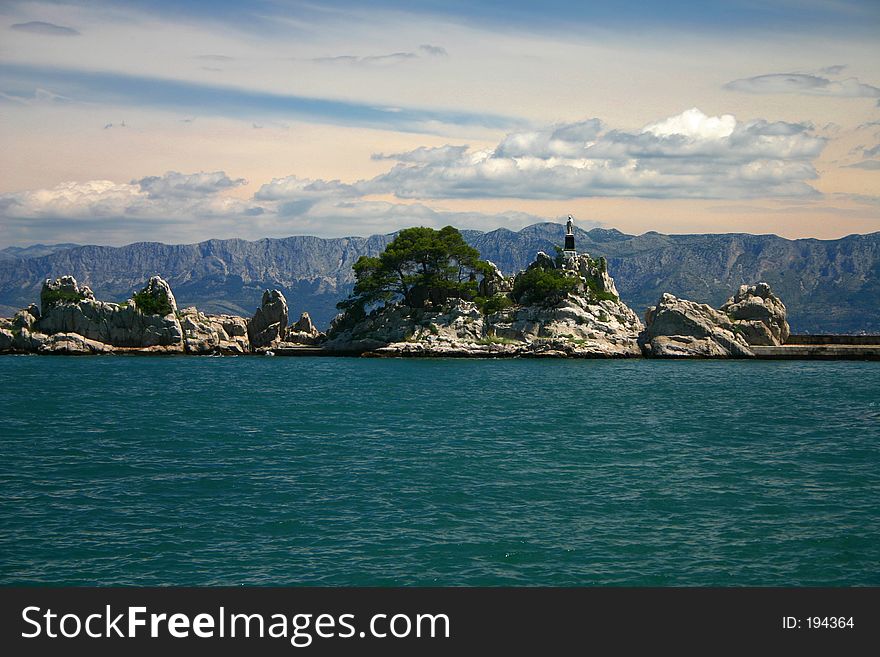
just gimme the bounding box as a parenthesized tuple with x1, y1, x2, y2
(36, 275, 183, 349)
(136, 276, 178, 316)
(0, 265, 795, 360)
(283, 311, 325, 345)
(325, 251, 643, 357)
(639, 282, 790, 357)
(489, 295, 641, 356)
(0, 275, 296, 355)
(477, 261, 511, 298)
(640, 293, 754, 358)
(179, 307, 250, 354)
(720, 282, 789, 346)
(0, 327, 16, 351)
(38, 332, 115, 355)
(248, 289, 288, 349)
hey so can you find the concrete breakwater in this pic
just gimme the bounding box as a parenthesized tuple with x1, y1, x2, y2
(751, 334, 880, 360)
(786, 334, 880, 346)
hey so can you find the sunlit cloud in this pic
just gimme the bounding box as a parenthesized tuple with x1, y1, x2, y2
(362, 108, 826, 200)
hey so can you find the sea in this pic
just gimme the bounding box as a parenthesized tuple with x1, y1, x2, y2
(1, 355, 878, 586)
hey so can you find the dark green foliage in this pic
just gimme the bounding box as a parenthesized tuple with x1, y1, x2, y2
(132, 290, 173, 316)
(583, 277, 618, 302)
(41, 288, 86, 307)
(512, 267, 578, 306)
(337, 226, 489, 316)
(476, 294, 514, 315)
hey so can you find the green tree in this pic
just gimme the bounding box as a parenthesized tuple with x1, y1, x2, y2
(511, 267, 578, 306)
(338, 226, 488, 314)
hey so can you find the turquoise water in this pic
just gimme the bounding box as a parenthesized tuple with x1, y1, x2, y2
(1, 356, 878, 586)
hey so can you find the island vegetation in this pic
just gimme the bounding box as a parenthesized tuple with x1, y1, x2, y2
(336, 225, 579, 323)
(0, 223, 806, 359)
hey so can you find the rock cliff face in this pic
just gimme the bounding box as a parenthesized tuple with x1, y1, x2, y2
(248, 289, 288, 349)
(325, 252, 643, 357)
(720, 282, 789, 346)
(640, 294, 754, 358)
(180, 308, 250, 354)
(36, 275, 184, 348)
(284, 311, 324, 345)
(0, 273, 309, 355)
(639, 282, 790, 357)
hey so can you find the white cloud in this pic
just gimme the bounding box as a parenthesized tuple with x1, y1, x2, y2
(134, 171, 246, 198)
(371, 145, 469, 164)
(275, 198, 550, 237)
(362, 108, 826, 200)
(0, 174, 257, 223)
(494, 119, 603, 159)
(724, 73, 880, 101)
(642, 108, 735, 140)
(254, 176, 359, 201)
(0, 108, 842, 245)
(0, 171, 554, 244)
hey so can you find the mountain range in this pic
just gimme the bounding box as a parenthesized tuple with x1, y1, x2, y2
(1, 223, 877, 333)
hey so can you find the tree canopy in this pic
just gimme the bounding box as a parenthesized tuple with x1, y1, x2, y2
(510, 266, 578, 307)
(338, 226, 492, 315)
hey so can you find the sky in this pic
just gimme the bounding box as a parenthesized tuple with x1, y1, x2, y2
(0, 0, 879, 246)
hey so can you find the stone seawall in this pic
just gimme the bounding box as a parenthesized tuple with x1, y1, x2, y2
(786, 334, 880, 346)
(753, 345, 880, 360)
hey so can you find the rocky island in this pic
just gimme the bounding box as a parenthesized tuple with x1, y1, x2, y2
(0, 220, 808, 359)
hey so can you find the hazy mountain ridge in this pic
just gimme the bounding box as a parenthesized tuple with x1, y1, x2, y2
(0, 243, 80, 261)
(1, 224, 877, 333)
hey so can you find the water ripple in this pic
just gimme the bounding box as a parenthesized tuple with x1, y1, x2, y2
(0, 356, 878, 586)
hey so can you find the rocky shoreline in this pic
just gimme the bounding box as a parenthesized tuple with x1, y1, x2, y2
(0, 244, 798, 358)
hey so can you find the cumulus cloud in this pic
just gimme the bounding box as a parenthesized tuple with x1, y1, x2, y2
(494, 119, 603, 159)
(724, 73, 880, 101)
(134, 171, 246, 198)
(254, 176, 359, 201)
(0, 172, 550, 244)
(10, 21, 79, 36)
(0, 107, 836, 244)
(362, 108, 827, 200)
(264, 198, 549, 237)
(371, 145, 469, 164)
(0, 173, 257, 225)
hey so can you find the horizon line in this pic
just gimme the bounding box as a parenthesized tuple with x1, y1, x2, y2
(3, 221, 880, 253)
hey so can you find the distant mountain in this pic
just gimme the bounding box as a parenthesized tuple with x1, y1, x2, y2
(1, 224, 877, 333)
(0, 243, 80, 261)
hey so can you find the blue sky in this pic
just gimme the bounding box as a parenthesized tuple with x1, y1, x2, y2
(0, 62, 520, 131)
(0, 0, 878, 245)
(60, 0, 880, 33)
